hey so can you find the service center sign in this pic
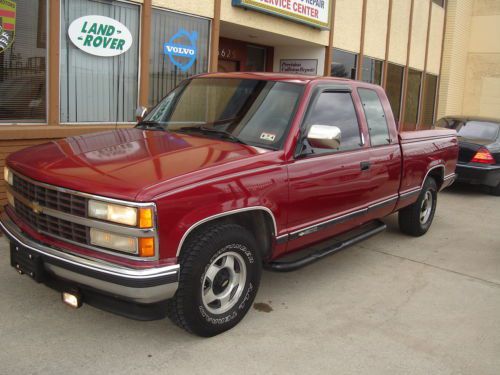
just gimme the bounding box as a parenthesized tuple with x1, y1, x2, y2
(68, 15, 133, 57)
(232, 0, 331, 29)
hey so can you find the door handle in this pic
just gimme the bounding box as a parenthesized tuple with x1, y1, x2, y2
(360, 161, 371, 171)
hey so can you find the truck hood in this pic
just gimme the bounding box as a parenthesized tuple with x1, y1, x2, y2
(7, 128, 270, 201)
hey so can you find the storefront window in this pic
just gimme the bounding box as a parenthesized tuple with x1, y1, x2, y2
(361, 56, 383, 85)
(385, 63, 404, 123)
(0, 0, 47, 123)
(149, 8, 210, 107)
(420, 74, 438, 129)
(330, 49, 357, 79)
(403, 69, 422, 131)
(60, 0, 140, 123)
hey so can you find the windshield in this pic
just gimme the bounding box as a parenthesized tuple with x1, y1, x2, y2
(143, 78, 304, 149)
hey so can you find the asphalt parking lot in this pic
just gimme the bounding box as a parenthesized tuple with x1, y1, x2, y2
(0, 183, 499, 375)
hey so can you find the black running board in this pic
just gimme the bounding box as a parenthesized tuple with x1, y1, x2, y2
(265, 220, 386, 272)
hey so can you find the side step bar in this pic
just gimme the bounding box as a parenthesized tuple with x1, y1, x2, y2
(265, 220, 386, 272)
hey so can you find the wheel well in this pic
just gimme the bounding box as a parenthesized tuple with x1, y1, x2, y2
(427, 166, 445, 190)
(180, 210, 275, 261)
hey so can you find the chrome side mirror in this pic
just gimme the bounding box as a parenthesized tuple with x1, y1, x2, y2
(135, 106, 148, 122)
(306, 125, 341, 149)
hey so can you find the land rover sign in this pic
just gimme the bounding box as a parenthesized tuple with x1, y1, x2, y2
(68, 15, 132, 57)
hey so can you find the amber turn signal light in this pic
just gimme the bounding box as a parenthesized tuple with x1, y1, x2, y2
(139, 237, 155, 257)
(139, 207, 153, 228)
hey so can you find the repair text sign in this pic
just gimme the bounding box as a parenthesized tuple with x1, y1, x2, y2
(232, 0, 331, 29)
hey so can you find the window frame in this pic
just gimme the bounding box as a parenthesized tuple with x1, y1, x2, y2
(357, 88, 392, 148)
(360, 56, 384, 86)
(149, 5, 212, 107)
(295, 84, 365, 159)
(330, 48, 359, 80)
(0, 0, 49, 126)
(59, 0, 142, 125)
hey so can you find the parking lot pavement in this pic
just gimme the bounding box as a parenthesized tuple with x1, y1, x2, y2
(0, 183, 499, 375)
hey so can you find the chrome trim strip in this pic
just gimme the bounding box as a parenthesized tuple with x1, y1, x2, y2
(367, 195, 399, 211)
(399, 188, 421, 199)
(176, 206, 278, 256)
(287, 195, 399, 240)
(0, 212, 178, 280)
(289, 207, 367, 239)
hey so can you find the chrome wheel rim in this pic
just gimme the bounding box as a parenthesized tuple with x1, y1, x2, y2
(202, 251, 247, 315)
(420, 191, 433, 224)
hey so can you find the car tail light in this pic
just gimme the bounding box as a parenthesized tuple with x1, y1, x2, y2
(471, 148, 495, 164)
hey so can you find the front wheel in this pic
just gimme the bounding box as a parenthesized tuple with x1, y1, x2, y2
(167, 223, 261, 337)
(399, 177, 438, 237)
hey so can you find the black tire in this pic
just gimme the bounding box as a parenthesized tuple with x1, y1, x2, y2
(167, 223, 261, 337)
(398, 177, 438, 237)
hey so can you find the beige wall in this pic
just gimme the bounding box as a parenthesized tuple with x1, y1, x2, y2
(152, 0, 214, 18)
(437, 0, 474, 119)
(438, 0, 500, 120)
(363, 0, 389, 60)
(333, 0, 363, 53)
(427, 4, 445, 75)
(409, 0, 430, 71)
(388, 0, 412, 65)
(462, 0, 500, 118)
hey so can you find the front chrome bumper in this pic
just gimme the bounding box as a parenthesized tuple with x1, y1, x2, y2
(0, 210, 179, 304)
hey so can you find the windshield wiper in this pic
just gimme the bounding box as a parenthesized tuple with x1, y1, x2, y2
(176, 126, 247, 145)
(135, 120, 166, 131)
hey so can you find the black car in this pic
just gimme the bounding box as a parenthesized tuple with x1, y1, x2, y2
(436, 116, 500, 196)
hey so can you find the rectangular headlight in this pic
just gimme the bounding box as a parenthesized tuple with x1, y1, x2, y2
(90, 228, 138, 254)
(3, 167, 13, 185)
(88, 200, 138, 226)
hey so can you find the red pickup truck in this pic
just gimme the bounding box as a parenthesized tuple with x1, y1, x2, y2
(1, 73, 458, 337)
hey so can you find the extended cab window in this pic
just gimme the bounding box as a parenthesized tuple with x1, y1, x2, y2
(358, 88, 391, 146)
(306, 92, 362, 154)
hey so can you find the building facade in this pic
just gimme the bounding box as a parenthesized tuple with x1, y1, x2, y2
(0, 0, 499, 208)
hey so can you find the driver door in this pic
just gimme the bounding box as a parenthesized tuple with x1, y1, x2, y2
(286, 87, 372, 252)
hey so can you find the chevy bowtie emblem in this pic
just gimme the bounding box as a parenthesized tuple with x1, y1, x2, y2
(32, 201, 42, 214)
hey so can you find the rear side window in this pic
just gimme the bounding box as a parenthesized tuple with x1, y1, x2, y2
(306, 92, 362, 154)
(358, 89, 390, 146)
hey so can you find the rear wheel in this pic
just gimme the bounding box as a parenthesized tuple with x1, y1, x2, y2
(167, 223, 261, 337)
(399, 177, 438, 237)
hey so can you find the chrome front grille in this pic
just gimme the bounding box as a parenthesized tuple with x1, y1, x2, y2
(13, 174, 87, 217)
(11, 174, 89, 245)
(15, 199, 88, 244)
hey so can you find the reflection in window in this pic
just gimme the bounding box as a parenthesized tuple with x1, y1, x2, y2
(403, 69, 422, 131)
(361, 57, 383, 85)
(306, 92, 362, 154)
(330, 49, 357, 79)
(420, 74, 438, 129)
(0, 0, 47, 123)
(149, 8, 210, 107)
(358, 89, 390, 146)
(385, 63, 404, 124)
(60, 0, 140, 123)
